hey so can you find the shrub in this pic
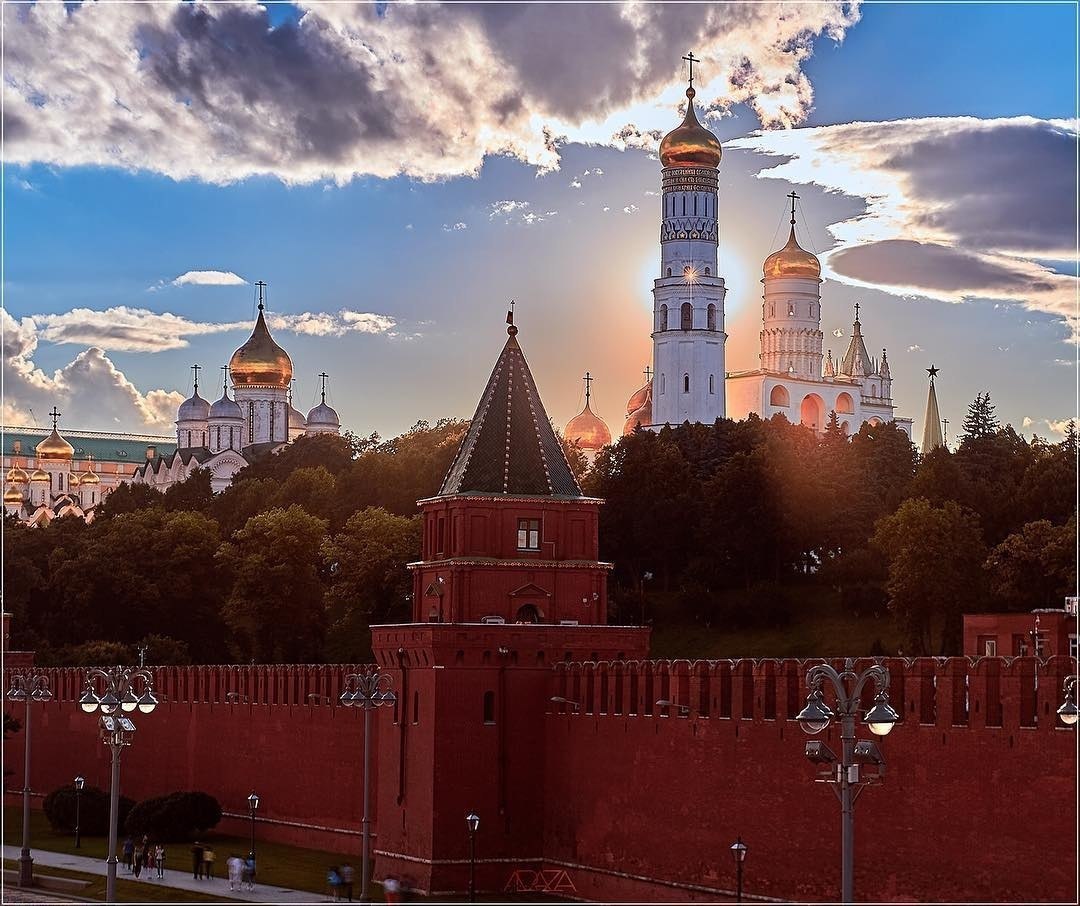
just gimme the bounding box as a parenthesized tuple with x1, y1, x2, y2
(43, 784, 134, 837)
(124, 791, 222, 841)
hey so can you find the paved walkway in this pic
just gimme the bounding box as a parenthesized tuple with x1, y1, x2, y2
(2, 846, 332, 903)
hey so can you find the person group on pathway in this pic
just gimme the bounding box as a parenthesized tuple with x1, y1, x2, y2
(227, 852, 257, 891)
(121, 835, 166, 880)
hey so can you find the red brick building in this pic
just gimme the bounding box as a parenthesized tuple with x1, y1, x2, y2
(963, 601, 1078, 658)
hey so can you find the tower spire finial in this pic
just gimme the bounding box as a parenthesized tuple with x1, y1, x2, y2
(644, 364, 653, 383)
(787, 190, 799, 227)
(191, 363, 201, 395)
(318, 372, 329, 404)
(682, 51, 700, 89)
(506, 300, 518, 337)
(583, 371, 593, 406)
(255, 280, 267, 312)
(220, 364, 229, 393)
(49, 406, 61, 430)
(854, 301, 861, 323)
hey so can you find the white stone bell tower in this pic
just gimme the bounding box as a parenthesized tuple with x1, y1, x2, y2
(651, 53, 727, 427)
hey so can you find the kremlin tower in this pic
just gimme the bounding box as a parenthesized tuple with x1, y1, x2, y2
(922, 365, 944, 453)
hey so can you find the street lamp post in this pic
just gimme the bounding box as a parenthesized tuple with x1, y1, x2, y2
(795, 659, 899, 904)
(466, 813, 479, 902)
(339, 668, 397, 905)
(6, 670, 53, 887)
(247, 791, 260, 864)
(730, 837, 747, 902)
(78, 665, 158, 903)
(74, 775, 86, 849)
(1058, 675, 1078, 726)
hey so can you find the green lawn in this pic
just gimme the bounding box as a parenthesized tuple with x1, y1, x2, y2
(3, 857, 231, 903)
(4, 808, 384, 900)
(644, 586, 905, 659)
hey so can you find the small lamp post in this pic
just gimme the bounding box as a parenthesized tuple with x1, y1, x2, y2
(247, 791, 260, 864)
(340, 668, 397, 904)
(730, 837, 747, 902)
(74, 775, 86, 849)
(6, 671, 53, 887)
(795, 659, 898, 904)
(465, 812, 480, 902)
(79, 665, 158, 903)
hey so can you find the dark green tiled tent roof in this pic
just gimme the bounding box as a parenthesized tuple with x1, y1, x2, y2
(2, 427, 175, 464)
(439, 326, 582, 498)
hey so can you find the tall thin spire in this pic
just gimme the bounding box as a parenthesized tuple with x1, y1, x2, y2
(921, 365, 944, 454)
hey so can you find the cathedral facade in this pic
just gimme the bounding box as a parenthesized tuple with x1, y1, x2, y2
(135, 290, 341, 494)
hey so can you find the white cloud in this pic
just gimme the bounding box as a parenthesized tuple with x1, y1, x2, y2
(4, 1, 859, 184)
(569, 178, 582, 189)
(732, 116, 1078, 332)
(907, 344, 922, 352)
(171, 270, 247, 287)
(1045, 418, 1074, 437)
(623, 204, 639, 215)
(442, 222, 468, 232)
(1022, 416, 1034, 428)
(488, 199, 555, 226)
(832, 328, 845, 338)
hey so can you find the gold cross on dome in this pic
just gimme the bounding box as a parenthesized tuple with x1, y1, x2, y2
(49, 406, 62, 429)
(682, 51, 700, 87)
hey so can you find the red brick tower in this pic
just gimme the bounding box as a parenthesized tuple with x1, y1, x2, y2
(410, 316, 610, 626)
(372, 316, 649, 895)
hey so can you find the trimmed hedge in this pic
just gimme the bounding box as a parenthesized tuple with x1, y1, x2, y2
(124, 791, 222, 842)
(43, 784, 135, 837)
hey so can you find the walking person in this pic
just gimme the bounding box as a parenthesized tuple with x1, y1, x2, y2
(340, 863, 355, 902)
(192, 841, 205, 879)
(327, 865, 342, 902)
(156, 844, 165, 879)
(384, 876, 401, 904)
(227, 854, 242, 891)
(123, 836, 135, 874)
(243, 854, 256, 891)
(203, 846, 216, 880)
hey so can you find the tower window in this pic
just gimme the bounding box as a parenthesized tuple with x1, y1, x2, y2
(683, 374, 690, 393)
(517, 518, 541, 551)
(248, 402, 255, 443)
(709, 374, 715, 394)
(666, 267, 672, 277)
(659, 304, 668, 330)
(660, 373, 666, 394)
(704, 267, 710, 276)
(788, 304, 795, 317)
(483, 691, 496, 725)
(707, 304, 717, 331)
(681, 302, 692, 330)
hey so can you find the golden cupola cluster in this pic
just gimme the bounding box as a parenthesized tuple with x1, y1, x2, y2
(659, 87, 722, 170)
(229, 304, 293, 388)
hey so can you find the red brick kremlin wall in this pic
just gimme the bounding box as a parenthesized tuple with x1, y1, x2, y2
(4, 656, 1077, 901)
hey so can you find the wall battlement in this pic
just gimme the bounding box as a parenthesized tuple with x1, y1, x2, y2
(549, 655, 1076, 733)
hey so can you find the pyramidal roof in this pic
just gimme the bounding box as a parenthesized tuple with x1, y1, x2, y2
(839, 306, 874, 377)
(439, 323, 583, 498)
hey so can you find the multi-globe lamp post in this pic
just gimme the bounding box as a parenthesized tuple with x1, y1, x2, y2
(78, 665, 158, 903)
(795, 659, 899, 904)
(339, 668, 397, 904)
(6, 670, 53, 887)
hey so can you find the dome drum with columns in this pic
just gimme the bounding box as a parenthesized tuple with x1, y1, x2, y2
(134, 283, 341, 494)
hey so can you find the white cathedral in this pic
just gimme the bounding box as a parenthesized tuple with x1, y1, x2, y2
(567, 66, 912, 451)
(134, 288, 341, 493)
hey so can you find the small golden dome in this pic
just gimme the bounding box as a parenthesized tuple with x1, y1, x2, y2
(763, 227, 821, 281)
(6, 464, 29, 485)
(625, 382, 651, 417)
(622, 383, 653, 436)
(79, 468, 100, 485)
(30, 468, 50, 483)
(36, 428, 75, 461)
(229, 307, 293, 388)
(68, 473, 80, 488)
(659, 88, 722, 169)
(566, 401, 612, 453)
(4, 485, 24, 505)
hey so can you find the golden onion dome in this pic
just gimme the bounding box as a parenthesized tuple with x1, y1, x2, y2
(229, 306, 293, 388)
(30, 468, 50, 483)
(622, 384, 653, 436)
(68, 473, 80, 488)
(625, 381, 651, 417)
(79, 468, 100, 485)
(566, 401, 612, 453)
(36, 428, 75, 461)
(4, 485, 25, 505)
(6, 464, 29, 485)
(659, 88, 722, 169)
(763, 226, 821, 281)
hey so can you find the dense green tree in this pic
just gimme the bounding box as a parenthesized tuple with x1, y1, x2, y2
(210, 477, 283, 536)
(1016, 432, 1077, 526)
(275, 465, 337, 516)
(162, 468, 214, 513)
(322, 507, 422, 660)
(984, 518, 1076, 610)
(96, 481, 163, 518)
(961, 392, 999, 440)
(872, 498, 986, 655)
(217, 505, 329, 662)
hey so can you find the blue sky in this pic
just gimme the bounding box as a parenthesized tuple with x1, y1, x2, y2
(4, 1, 1077, 442)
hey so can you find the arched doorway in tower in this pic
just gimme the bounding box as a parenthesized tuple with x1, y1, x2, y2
(800, 393, 826, 430)
(867, 417, 884, 427)
(836, 392, 855, 414)
(515, 603, 543, 624)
